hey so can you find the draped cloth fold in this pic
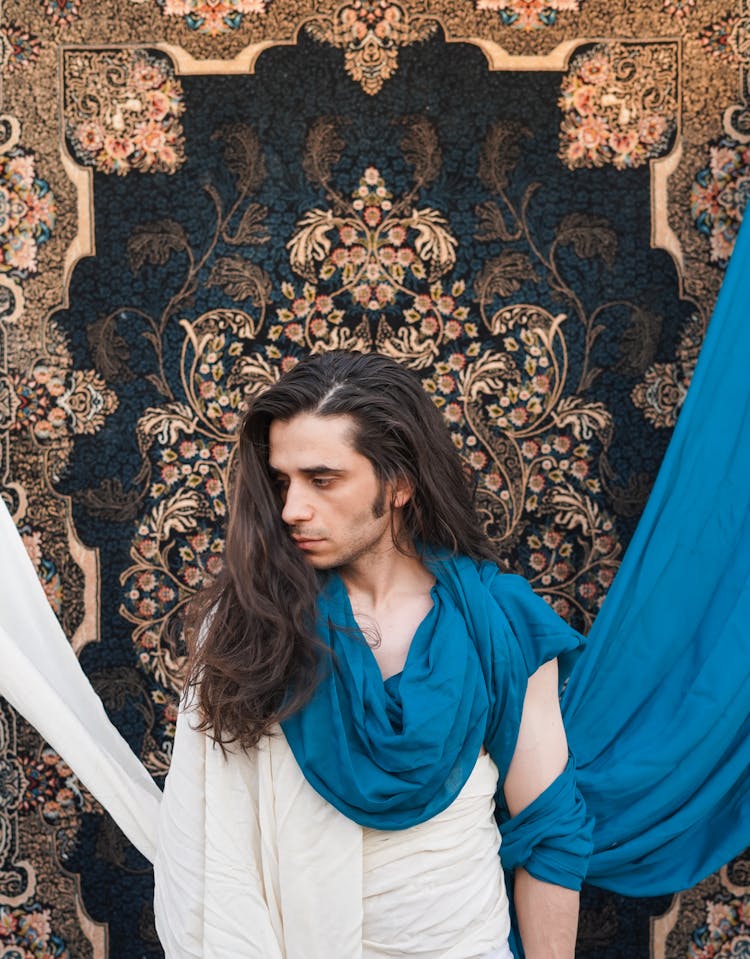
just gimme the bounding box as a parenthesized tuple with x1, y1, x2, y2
(0, 500, 161, 862)
(281, 557, 586, 833)
(561, 210, 750, 896)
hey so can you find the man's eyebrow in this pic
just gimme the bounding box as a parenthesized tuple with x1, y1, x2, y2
(299, 465, 345, 475)
(268, 465, 345, 475)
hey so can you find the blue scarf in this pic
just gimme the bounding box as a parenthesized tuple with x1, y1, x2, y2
(282, 553, 584, 830)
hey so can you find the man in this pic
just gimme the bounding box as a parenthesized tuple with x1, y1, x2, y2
(182, 349, 592, 959)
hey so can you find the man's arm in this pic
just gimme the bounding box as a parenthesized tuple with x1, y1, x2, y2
(503, 658, 579, 959)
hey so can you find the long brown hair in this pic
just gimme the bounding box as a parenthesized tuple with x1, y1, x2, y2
(185, 349, 498, 748)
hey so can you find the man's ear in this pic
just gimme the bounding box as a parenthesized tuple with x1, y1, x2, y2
(391, 475, 413, 510)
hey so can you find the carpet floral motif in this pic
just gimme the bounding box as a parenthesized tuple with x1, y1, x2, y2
(558, 42, 677, 170)
(153, 0, 272, 35)
(630, 315, 703, 428)
(114, 115, 638, 763)
(16, 525, 64, 617)
(42, 0, 81, 28)
(306, 2, 438, 95)
(688, 895, 750, 958)
(0, 147, 56, 281)
(661, 0, 695, 18)
(692, 137, 750, 264)
(6, 362, 118, 444)
(699, 16, 742, 61)
(0, 23, 42, 75)
(64, 50, 186, 176)
(475, 0, 583, 30)
(18, 746, 95, 839)
(0, 902, 70, 959)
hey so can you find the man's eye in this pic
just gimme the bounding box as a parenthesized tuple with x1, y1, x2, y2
(311, 477, 331, 488)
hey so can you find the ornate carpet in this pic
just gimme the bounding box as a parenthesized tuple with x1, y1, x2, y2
(1, 1, 749, 956)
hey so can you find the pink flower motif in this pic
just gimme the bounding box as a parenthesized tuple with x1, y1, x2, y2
(579, 53, 611, 86)
(137, 571, 157, 591)
(103, 135, 134, 169)
(146, 90, 171, 122)
(138, 597, 157, 617)
(363, 206, 381, 227)
(578, 116, 610, 151)
(609, 129, 640, 158)
(375, 283, 394, 304)
(131, 60, 165, 91)
(199, 380, 217, 398)
(205, 477, 222, 497)
(529, 473, 545, 493)
(137, 538, 158, 559)
(285, 322, 304, 343)
(578, 581, 597, 600)
(76, 121, 104, 153)
(353, 284, 371, 305)
(211, 443, 230, 463)
(316, 294, 334, 314)
(543, 529, 562, 549)
(310, 317, 328, 336)
(183, 567, 203, 587)
(414, 294, 432, 313)
(553, 597, 571, 617)
(638, 114, 667, 145)
(571, 85, 597, 116)
(179, 439, 197, 458)
(206, 554, 223, 576)
(388, 225, 406, 245)
(134, 120, 167, 162)
(508, 406, 529, 427)
(220, 410, 240, 431)
(564, 140, 587, 164)
(444, 320, 462, 340)
(571, 459, 589, 479)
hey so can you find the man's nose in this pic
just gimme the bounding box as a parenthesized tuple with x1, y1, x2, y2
(280, 481, 313, 526)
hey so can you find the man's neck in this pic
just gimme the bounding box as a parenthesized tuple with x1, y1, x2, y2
(339, 540, 434, 609)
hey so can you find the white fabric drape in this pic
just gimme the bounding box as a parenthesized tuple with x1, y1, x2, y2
(0, 498, 161, 861)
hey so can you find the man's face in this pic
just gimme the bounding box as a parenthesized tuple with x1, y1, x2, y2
(268, 412, 402, 570)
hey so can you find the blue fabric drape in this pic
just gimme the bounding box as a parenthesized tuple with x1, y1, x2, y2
(282, 557, 588, 867)
(562, 211, 750, 895)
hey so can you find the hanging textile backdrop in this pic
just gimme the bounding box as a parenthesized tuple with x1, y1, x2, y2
(0, 1, 747, 956)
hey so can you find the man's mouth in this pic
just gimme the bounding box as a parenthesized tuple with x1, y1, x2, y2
(292, 535, 324, 549)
